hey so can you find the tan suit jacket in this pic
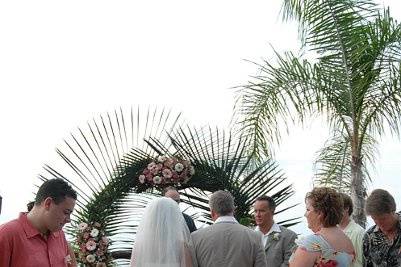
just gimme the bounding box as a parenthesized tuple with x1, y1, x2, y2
(191, 220, 267, 267)
(262, 225, 297, 267)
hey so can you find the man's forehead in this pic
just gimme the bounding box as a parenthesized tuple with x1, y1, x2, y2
(255, 200, 270, 208)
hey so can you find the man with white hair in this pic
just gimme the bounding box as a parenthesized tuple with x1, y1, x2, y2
(191, 190, 267, 267)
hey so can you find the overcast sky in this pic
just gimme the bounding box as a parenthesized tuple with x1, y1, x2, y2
(1, 0, 400, 235)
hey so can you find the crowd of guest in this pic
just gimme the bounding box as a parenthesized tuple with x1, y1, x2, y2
(0, 178, 400, 266)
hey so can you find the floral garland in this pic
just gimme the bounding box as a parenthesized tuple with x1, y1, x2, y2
(76, 222, 110, 266)
(138, 155, 195, 186)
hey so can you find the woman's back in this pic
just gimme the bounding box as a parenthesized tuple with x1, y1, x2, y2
(296, 233, 354, 267)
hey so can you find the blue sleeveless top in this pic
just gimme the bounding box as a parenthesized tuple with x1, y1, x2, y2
(295, 234, 354, 267)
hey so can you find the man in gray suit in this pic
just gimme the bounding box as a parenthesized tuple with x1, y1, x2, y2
(191, 190, 267, 267)
(254, 195, 297, 267)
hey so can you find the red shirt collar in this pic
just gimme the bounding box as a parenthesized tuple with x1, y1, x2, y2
(18, 212, 59, 239)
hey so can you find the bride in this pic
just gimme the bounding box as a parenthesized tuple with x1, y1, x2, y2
(130, 197, 194, 267)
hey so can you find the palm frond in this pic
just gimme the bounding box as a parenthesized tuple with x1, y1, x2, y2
(313, 129, 377, 192)
(39, 107, 298, 266)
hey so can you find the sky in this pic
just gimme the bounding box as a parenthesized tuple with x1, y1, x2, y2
(1, 0, 401, 235)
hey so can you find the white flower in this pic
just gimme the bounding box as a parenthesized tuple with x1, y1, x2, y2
(272, 232, 280, 241)
(139, 174, 146, 183)
(90, 228, 99, 237)
(78, 222, 88, 231)
(189, 166, 195, 175)
(153, 175, 162, 184)
(174, 163, 184, 172)
(157, 155, 167, 163)
(86, 254, 96, 263)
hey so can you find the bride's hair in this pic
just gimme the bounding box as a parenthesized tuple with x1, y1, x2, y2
(131, 197, 191, 267)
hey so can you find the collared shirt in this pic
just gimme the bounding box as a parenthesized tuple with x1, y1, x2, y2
(363, 212, 401, 267)
(0, 212, 69, 267)
(214, 216, 238, 224)
(343, 219, 365, 267)
(255, 222, 281, 247)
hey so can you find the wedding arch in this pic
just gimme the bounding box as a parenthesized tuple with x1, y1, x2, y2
(38, 107, 298, 266)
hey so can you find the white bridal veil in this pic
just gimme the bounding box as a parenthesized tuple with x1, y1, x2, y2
(130, 197, 192, 267)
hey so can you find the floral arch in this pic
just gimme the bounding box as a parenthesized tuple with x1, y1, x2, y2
(38, 107, 298, 266)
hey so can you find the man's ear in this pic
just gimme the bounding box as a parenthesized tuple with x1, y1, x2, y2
(43, 197, 53, 210)
(210, 209, 217, 221)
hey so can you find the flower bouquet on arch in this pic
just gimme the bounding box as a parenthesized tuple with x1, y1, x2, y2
(76, 222, 111, 266)
(138, 155, 195, 187)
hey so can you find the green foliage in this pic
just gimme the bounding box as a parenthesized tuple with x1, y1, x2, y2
(234, 0, 401, 226)
(39, 107, 298, 266)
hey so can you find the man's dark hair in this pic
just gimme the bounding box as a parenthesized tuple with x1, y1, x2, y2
(27, 201, 35, 212)
(34, 178, 77, 205)
(340, 193, 353, 216)
(255, 195, 276, 211)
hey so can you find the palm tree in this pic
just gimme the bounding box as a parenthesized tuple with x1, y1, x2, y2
(39, 107, 298, 266)
(234, 0, 401, 227)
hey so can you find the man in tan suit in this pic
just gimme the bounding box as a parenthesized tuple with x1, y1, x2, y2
(191, 190, 267, 267)
(254, 195, 297, 267)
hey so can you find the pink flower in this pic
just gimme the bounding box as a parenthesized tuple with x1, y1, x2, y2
(164, 158, 175, 168)
(83, 232, 90, 239)
(156, 163, 163, 171)
(101, 236, 109, 245)
(147, 162, 156, 169)
(150, 166, 159, 175)
(172, 172, 179, 180)
(162, 168, 173, 178)
(146, 174, 153, 182)
(86, 240, 97, 251)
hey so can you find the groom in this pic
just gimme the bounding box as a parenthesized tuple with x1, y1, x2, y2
(191, 190, 267, 267)
(254, 195, 297, 267)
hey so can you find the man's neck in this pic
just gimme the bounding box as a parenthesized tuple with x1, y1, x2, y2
(339, 217, 351, 230)
(258, 221, 274, 234)
(27, 209, 50, 237)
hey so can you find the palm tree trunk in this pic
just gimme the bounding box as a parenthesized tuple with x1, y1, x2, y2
(350, 155, 366, 228)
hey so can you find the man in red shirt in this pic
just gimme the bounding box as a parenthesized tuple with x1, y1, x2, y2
(0, 178, 77, 267)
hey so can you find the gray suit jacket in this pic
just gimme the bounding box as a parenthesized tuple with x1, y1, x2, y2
(191, 221, 267, 267)
(261, 225, 297, 267)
